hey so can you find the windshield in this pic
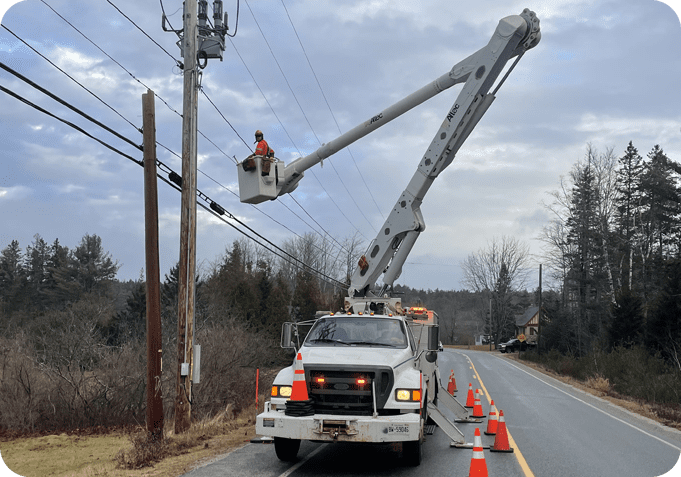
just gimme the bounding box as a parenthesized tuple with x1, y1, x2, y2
(304, 317, 408, 348)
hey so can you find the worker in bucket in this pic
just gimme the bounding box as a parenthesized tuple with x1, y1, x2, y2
(243, 130, 275, 176)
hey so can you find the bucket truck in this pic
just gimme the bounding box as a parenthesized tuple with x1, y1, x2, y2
(245, 9, 541, 465)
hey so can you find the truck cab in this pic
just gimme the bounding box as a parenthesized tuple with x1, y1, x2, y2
(257, 299, 440, 465)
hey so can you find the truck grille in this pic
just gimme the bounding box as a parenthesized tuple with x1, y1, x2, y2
(306, 366, 394, 416)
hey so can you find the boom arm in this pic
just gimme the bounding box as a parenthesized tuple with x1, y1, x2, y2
(349, 10, 540, 297)
(236, 9, 540, 298)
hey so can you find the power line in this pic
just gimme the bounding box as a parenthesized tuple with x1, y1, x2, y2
(0, 82, 141, 166)
(0, 60, 142, 151)
(2, 24, 142, 134)
(243, 0, 376, 233)
(10, 1, 356, 277)
(226, 35, 370, 244)
(103, 0, 181, 67)
(279, 0, 384, 220)
(0, 80, 345, 290)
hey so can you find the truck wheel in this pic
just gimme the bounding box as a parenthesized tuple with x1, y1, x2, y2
(274, 437, 301, 462)
(403, 438, 422, 466)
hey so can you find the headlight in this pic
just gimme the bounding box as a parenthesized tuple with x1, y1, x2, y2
(271, 385, 292, 398)
(395, 389, 421, 402)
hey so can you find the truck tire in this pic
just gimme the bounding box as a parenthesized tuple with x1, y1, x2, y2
(403, 438, 422, 466)
(274, 437, 301, 462)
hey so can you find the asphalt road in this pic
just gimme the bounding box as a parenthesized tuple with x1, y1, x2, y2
(183, 349, 681, 477)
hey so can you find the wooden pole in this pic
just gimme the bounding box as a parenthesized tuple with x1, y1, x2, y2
(175, 0, 199, 434)
(538, 263, 542, 356)
(143, 89, 164, 440)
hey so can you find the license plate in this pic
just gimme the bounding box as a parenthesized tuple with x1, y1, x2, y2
(387, 425, 409, 434)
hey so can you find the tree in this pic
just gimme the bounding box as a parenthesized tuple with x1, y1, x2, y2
(0, 240, 25, 317)
(608, 288, 644, 348)
(639, 146, 681, 271)
(24, 234, 50, 310)
(645, 259, 681, 371)
(291, 269, 323, 322)
(614, 141, 644, 291)
(72, 234, 119, 295)
(461, 236, 531, 292)
(564, 158, 610, 354)
(461, 236, 531, 343)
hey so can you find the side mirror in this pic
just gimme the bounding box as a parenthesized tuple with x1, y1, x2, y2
(280, 323, 296, 349)
(427, 325, 439, 352)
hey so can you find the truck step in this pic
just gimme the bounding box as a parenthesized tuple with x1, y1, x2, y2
(437, 385, 482, 423)
(425, 424, 437, 435)
(427, 402, 464, 445)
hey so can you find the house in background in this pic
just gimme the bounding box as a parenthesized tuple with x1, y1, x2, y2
(515, 306, 540, 342)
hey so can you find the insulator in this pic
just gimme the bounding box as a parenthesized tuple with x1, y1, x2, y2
(169, 171, 182, 187)
(210, 201, 225, 215)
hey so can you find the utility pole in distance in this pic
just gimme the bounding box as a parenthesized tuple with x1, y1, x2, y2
(164, 0, 228, 434)
(142, 89, 164, 440)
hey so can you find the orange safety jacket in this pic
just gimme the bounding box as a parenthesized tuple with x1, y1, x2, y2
(255, 139, 271, 157)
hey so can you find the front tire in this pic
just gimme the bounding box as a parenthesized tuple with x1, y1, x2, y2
(274, 437, 301, 462)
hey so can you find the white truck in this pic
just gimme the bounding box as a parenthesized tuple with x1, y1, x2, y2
(244, 9, 541, 465)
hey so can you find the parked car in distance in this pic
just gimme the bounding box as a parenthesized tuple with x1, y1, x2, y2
(498, 338, 536, 353)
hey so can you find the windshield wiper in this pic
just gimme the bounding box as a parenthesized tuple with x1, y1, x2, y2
(308, 338, 351, 346)
(346, 341, 395, 347)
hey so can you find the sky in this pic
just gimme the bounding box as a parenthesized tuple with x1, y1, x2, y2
(1, 0, 680, 293)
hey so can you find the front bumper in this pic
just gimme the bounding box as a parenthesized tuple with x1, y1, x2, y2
(256, 402, 421, 443)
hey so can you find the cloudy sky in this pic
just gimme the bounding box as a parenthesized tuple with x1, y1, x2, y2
(1, 0, 680, 292)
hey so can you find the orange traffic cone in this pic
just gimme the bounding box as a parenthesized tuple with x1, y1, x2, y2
(291, 352, 309, 401)
(484, 400, 498, 435)
(447, 370, 458, 394)
(284, 353, 314, 417)
(490, 410, 513, 453)
(468, 427, 488, 477)
(465, 383, 475, 408)
(471, 389, 485, 418)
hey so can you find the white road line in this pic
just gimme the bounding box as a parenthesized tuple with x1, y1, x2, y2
(494, 355, 681, 452)
(277, 444, 326, 477)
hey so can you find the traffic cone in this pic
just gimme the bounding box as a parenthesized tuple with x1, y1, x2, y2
(465, 383, 475, 408)
(447, 370, 458, 394)
(490, 410, 513, 453)
(284, 353, 315, 417)
(471, 389, 485, 418)
(291, 352, 309, 401)
(484, 400, 498, 435)
(468, 427, 488, 477)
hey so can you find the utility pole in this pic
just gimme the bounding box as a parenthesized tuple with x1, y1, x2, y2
(142, 89, 164, 440)
(538, 263, 542, 356)
(165, 0, 228, 434)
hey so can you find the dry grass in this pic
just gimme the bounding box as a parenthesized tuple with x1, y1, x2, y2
(0, 409, 259, 477)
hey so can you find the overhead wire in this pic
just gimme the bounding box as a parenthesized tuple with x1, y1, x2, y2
(11, 0, 356, 281)
(241, 0, 377, 234)
(278, 0, 384, 220)
(226, 36, 364, 251)
(0, 80, 346, 290)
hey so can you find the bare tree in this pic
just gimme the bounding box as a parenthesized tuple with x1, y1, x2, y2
(461, 236, 531, 292)
(461, 236, 531, 343)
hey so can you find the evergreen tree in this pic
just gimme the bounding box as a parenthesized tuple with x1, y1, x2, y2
(0, 240, 24, 316)
(291, 269, 322, 322)
(614, 141, 644, 291)
(24, 234, 50, 310)
(72, 234, 119, 295)
(645, 259, 681, 370)
(565, 160, 609, 354)
(640, 146, 680, 262)
(608, 288, 644, 348)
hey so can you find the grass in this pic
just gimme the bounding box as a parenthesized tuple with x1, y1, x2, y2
(0, 410, 258, 477)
